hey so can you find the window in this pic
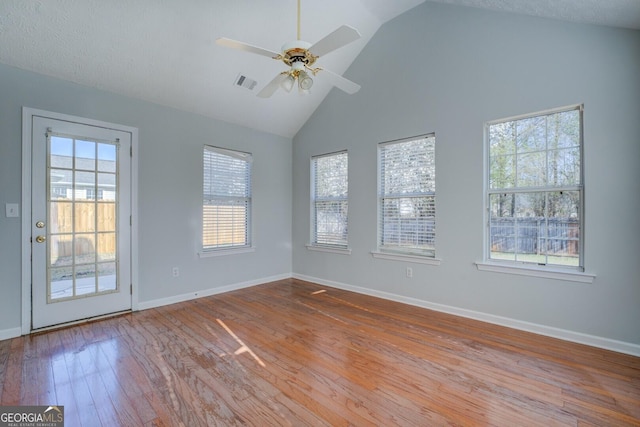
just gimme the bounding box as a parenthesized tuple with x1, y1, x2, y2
(311, 151, 349, 249)
(378, 135, 436, 257)
(486, 105, 583, 269)
(202, 146, 252, 252)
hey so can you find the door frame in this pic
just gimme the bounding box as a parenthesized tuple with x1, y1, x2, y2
(21, 107, 139, 334)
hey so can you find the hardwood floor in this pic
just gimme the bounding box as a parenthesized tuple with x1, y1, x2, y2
(1, 278, 639, 426)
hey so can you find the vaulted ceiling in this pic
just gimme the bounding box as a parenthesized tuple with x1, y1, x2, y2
(1, 0, 639, 138)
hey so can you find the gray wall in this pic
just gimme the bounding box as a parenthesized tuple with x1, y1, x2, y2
(292, 3, 640, 346)
(0, 63, 292, 334)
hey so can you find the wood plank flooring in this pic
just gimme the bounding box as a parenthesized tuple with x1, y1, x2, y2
(1, 278, 639, 426)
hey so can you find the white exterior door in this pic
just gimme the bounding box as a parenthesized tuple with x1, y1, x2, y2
(31, 115, 132, 329)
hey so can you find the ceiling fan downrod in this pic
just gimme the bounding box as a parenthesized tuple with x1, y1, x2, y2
(297, 0, 301, 40)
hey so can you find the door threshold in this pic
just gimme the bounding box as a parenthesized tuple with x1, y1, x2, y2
(30, 310, 132, 335)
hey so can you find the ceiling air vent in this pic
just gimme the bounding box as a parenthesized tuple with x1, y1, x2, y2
(234, 74, 257, 91)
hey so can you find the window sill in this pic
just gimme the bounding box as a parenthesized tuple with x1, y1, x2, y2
(475, 261, 595, 283)
(198, 247, 256, 258)
(306, 244, 352, 255)
(370, 251, 441, 266)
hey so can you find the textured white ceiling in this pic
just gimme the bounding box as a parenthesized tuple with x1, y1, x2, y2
(1, 0, 638, 138)
(428, 0, 640, 30)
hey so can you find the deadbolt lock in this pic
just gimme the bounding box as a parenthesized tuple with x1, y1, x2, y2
(36, 221, 45, 228)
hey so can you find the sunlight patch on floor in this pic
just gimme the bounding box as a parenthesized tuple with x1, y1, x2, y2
(216, 318, 266, 367)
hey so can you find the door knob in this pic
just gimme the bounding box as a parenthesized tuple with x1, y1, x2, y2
(36, 221, 45, 228)
(35, 235, 46, 243)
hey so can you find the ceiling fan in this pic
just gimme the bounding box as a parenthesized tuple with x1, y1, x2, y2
(216, 0, 362, 98)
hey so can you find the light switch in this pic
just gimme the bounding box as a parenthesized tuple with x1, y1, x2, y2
(5, 203, 19, 218)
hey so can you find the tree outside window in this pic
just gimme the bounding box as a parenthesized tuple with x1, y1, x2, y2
(487, 106, 583, 268)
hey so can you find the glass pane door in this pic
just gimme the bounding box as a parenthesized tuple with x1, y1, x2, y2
(48, 134, 119, 302)
(31, 114, 132, 330)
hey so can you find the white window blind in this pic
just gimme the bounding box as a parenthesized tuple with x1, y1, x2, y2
(203, 146, 252, 251)
(378, 135, 436, 256)
(311, 151, 348, 248)
(486, 105, 583, 269)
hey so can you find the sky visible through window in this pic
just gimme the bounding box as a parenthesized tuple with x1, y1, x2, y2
(50, 136, 117, 161)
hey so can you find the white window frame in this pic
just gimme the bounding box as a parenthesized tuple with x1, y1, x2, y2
(200, 145, 253, 257)
(374, 134, 438, 263)
(308, 151, 350, 254)
(478, 105, 594, 283)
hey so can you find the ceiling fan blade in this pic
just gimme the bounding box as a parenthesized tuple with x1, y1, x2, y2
(216, 38, 280, 59)
(257, 73, 289, 98)
(309, 25, 361, 57)
(319, 68, 361, 95)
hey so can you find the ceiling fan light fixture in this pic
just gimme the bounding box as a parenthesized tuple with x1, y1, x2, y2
(298, 70, 313, 90)
(280, 74, 295, 92)
(298, 86, 310, 96)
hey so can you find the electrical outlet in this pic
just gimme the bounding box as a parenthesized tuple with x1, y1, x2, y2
(172, 267, 179, 277)
(406, 267, 413, 278)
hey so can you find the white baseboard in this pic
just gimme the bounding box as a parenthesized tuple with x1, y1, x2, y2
(0, 327, 22, 341)
(292, 273, 640, 357)
(137, 273, 292, 311)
